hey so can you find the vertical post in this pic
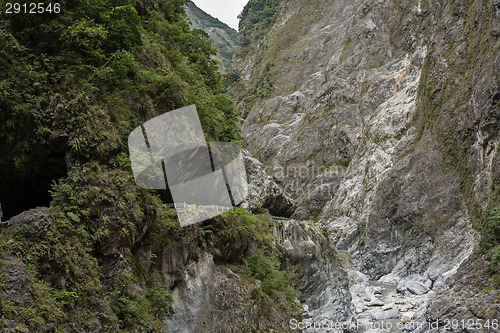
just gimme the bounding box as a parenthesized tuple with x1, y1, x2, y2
(0, 202, 2, 223)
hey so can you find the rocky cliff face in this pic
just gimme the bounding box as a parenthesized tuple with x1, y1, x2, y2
(277, 220, 355, 331)
(165, 218, 355, 332)
(242, 150, 296, 216)
(232, 0, 499, 328)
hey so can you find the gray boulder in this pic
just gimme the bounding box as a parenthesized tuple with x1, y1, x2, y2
(4, 207, 53, 241)
(397, 275, 432, 295)
(0, 254, 34, 310)
(242, 150, 295, 216)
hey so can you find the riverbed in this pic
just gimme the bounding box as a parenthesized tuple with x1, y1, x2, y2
(357, 281, 403, 333)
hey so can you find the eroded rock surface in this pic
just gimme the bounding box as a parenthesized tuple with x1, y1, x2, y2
(277, 220, 355, 331)
(243, 150, 295, 217)
(232, 0, 499, 329)
(2, 207, 53, 241)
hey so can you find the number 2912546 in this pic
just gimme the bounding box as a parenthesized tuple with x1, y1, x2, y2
(4, 3, 61, 14)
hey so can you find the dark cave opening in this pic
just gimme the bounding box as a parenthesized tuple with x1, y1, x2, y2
(0, 149, 67, 221)
(156, 188, 174, 205)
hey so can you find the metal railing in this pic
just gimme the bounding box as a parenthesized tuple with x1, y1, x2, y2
(163, 203, 294, 222)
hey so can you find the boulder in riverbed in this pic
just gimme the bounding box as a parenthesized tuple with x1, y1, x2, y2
(366, 297, 384, 306)
(397, 275, 431, 295)
(372, 307, 399, 320)
(401, 311, 415, 323)
(381, 303, 394, 311)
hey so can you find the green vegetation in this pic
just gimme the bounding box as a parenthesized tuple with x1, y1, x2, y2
(0, 163, 178, 331)
(492, 247, 500, 268)
(215, 208, 275, 250)
(205, 208, 302, 317)
(479, 206, 500, 251)
(414, 0, 499, 277)
(418, 0, 498, 211)
(185, 1, 237, 72)
(110, 270, 174, 331)
(238, 0, 282, 43)
(0, 0, 249, 330)
(247, 250, 300, 313)
(0, 159, 300, 330)
(0, 0, 239, 179)
(479, 206, 500, 269)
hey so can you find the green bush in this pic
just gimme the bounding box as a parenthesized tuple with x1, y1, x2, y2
(217, 207, 274, 249)
(110, 273, 173, 331)
(491, 246, 500, 268)
(60, 18, 108, 59)
(247, 250, 300, 312)
(478, 206, 500, 268)
(480, 206, 500, 250)
(238, 0, 282, 40)
(248, 250, 279, 281)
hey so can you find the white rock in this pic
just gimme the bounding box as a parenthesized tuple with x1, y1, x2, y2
(401, 311, 415, 323)
(400, 304, 413, 312)
(366, 298, 384, 306)
(372, 308, 399, 320)
(381, 303, 394, 311)
(379, 273, 400, 284)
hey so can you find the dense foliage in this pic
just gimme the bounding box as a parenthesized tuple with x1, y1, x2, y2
(237, 0, 281, 51)
(0, 0, 239, 178)
(209, 208, 302, 316)
(0, 162, 178, 331)
(479, 206, 500, 269)
(238, 0, 281, 36)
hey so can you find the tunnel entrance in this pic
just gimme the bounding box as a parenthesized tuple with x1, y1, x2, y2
(0, 148, 67, 221)
(156, 188, 174, 206)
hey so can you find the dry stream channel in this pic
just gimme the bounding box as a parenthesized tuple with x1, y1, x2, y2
(354, 280, 430, 333)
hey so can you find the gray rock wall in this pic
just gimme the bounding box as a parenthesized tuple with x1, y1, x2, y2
(232, 0, 499, 328)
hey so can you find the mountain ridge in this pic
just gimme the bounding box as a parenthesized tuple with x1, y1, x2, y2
(185, 1, 237, 72)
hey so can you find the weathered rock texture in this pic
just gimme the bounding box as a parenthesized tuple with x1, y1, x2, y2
(232, 0, 499, 328)
(276, 220, 355, 331)
(2, 207, 53, 241)
(243, 149, 295, 216)
(165, 250, 293, 333)
(165, 218, 356, 332)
